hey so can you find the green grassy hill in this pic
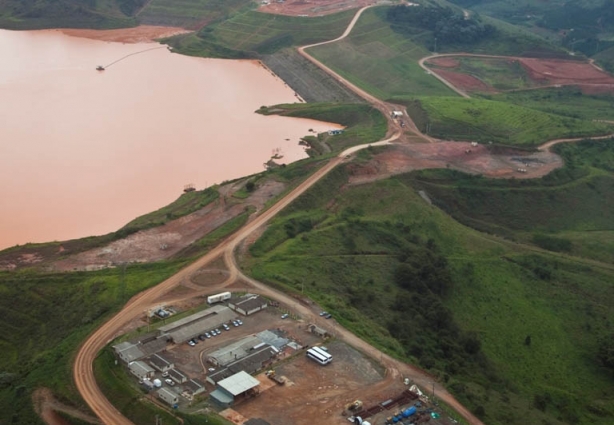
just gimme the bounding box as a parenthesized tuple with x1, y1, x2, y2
(243, 144, 614, 425)
(137, 0, 250, 29)
(401, 139, 614, 263)
(403, 96, 612, 146)
(0, 0, 141, 29)
(169, 9, 355, 58)
(485, 88, 614, 122)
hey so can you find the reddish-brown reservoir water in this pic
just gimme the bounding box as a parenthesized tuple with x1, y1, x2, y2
(0, 29, 339, 250)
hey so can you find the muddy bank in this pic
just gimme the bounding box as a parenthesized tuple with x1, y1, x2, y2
(58, 25, 190, 43)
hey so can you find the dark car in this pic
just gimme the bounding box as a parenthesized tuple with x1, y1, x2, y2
(325, 313, 333, 319)
(198, 334, 206, 341)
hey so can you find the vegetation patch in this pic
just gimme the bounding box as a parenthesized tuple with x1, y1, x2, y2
(0, 260, 187, 424)
(402, 96, 611, 146)
(138, 0, 250, 29)
(244, 160, 614, 425)
(258, 103, 387, 154)
(169, 9, 355, 58)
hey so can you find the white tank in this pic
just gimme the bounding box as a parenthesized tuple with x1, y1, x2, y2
(362, 422, 370, 425)
(153, 379, 162, 388)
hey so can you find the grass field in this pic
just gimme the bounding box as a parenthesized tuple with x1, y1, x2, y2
(0, 260, 188, 424)
(138, 0, 250, 29)
(402, 97, 612, 146)
(170, 9, 355, 58)
(258, 103, 387, 153)
(307, 7, 455, 100)
(486, 87, 614, 121)
(243, 153, 614, 425)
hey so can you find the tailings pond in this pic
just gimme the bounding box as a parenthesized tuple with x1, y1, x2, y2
(0, 29, 339, 250)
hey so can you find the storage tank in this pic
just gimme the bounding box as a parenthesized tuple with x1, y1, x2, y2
(402, 406, 417, 417)
(153, 379, 162, 388)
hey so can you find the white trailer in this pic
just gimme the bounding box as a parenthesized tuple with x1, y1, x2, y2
(207, 291, 231, 304)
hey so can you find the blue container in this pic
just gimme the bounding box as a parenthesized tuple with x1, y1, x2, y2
(403, 406, 417, 417)
(392, 416, 399, 423)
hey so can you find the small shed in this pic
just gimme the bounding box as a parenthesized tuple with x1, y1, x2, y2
(185, 379, 206, 396)
(149, 353, 174, 372)
(210, 371, 260, 407)
(113, 341, 145, 364)
(308, 324, 329, 338)
(168, 368, 188, 384)
(128, 361, 155, 380)
(157, 387, 178, 406)
(228, 295, 268, 316)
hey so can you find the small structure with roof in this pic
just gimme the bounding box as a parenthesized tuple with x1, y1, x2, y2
(184, 378, 206, 397)
(168, 368, 188, 384)
(128, 361, 155, 380)
(113, 341, 145, 364)
(207, 335, 262, 367)
(149, 353, 174, 372)
(206, 345, 278, 385)
(307, 323, 329, 338)
(228, 295, 268, 316)
(157, 387, 178, 406)
(210, 371, 260, 407)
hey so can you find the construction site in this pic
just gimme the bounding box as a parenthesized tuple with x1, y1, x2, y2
(111, 292, 456, 425)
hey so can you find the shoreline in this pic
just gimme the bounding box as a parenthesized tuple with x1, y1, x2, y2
(55, 25, 191, 43)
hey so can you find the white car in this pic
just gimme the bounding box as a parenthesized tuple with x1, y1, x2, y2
(165, 379, 175, 386)
(188, 340, 196, 347)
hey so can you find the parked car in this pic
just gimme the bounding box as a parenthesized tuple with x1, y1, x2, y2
(165, 379, 175, 386)
(208, 368, 216, 372)
(162, 371, 169, 378)
(281, 313, 289, 319)
(205, 332, 211, 338)
(188, 340, 196, 347)
(319, 311, 328, 316)
(232, 320, 239, 327)
(237, 319, 243, 326)
(223, 324, 230, 331)
(214, 328, 221, 335)
(198, 334, 206, 341)
(325, 313, 333, 319)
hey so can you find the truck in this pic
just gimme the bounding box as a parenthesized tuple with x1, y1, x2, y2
(207, 291, 231, 304)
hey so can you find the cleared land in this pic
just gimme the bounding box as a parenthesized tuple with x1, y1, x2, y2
(258, 0, 377, 17)
(403, 97, 612, 147)
(424, 55, 614, 95)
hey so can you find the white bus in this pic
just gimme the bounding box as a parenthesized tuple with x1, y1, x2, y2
(307, 346, 332, 365)
(207, 291, 231, 304)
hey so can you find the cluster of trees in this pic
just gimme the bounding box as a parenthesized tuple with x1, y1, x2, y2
(386, 5, 496, 45)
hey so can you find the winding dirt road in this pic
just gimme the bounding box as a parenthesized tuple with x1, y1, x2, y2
(69, 7, 574, 425)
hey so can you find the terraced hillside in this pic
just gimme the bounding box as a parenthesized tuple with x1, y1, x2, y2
(170, 9, 355, 58)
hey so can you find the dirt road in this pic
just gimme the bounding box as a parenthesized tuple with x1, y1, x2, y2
(72, 7, 477, 425)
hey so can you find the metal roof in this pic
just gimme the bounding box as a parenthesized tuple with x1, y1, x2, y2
(217, 371, 260, 396)
(232, 296, 267, 312)
(157, 387, 177, 399)
(158, 305, 227, 333)
(163, 306, 236, 344)
(149, 353, 173, 369)
(256, 330, 289, 350)
(129, 361, 154, 375)
(113, 341, 145, 362)
(207, 335, 261, 366)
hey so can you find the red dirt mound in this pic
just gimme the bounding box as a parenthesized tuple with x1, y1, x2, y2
(519, 58, 614, 94)
(428, 57, 460, 68)
(434, 69, 495, 93)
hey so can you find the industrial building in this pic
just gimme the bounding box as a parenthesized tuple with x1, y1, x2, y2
(228, 295, 268, 316)
(113, 341, 145, 364)
(158, 305, 237, 344)
(128, 361, 155, 380)
(207, 345, 278, 385)
(149, 353, 174, 372)
(210, 371, 260, 407)
(157, 387, 179, 406)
